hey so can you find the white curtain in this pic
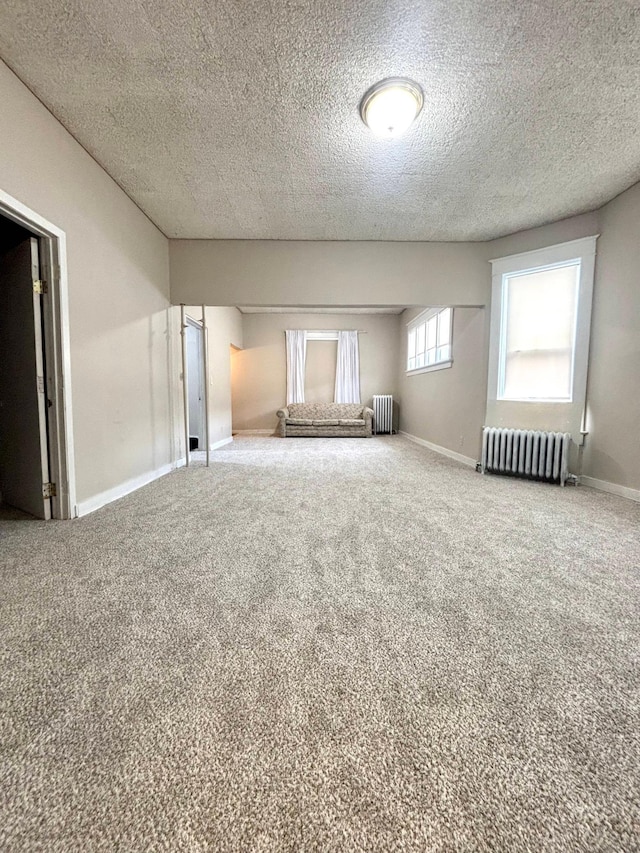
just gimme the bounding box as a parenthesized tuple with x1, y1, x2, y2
(285, 330, 307, 404)
(334, 330, 361, 403)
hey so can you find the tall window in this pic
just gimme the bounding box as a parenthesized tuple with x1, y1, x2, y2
(498, 261, 579, 401)
(407, 307, 453, 373)
(487, 236, 597, 440)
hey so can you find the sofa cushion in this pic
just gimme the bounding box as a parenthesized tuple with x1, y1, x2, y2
(287, 402, 364, 420)
(287, 418, 314, 426)
(313, 419, 340, 426)
(338, 418, 365, 426)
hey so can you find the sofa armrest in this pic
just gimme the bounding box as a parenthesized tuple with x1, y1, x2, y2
(363, 407, 374, 435)
(276, 407, 289, 438)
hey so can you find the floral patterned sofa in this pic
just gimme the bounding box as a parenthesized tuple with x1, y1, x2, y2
(276, 402, 374, 437)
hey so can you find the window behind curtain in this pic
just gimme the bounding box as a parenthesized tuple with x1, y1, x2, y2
(499, 262, 579, 401)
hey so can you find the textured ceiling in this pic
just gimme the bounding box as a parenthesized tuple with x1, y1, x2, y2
(1, 1, 639, 240)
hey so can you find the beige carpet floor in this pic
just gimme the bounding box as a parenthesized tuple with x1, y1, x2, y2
(1, 436, 639, 852)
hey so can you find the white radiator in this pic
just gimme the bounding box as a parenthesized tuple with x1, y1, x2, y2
(481, 427, 571, 486)
(373, 395, 393, 434)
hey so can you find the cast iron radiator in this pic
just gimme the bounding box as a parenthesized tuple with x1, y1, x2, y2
(481, 427, 571, 486)
(373, 395, 393, 435)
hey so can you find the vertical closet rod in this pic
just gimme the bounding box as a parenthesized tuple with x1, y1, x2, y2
(180, 304, 190, 468)
(201, 305, 210, 467)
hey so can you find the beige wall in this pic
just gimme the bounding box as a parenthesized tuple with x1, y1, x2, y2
(482, 211, 600, 262)
(393, 201, 640, 493)
(232, 313, 400, 431)
(483, 214, 602, 442)
(175, 198, 640, 494)
(581, 183, 640, 490)
(396, 307, 489, 460)
(169, 211, 601, 315)
(170, 240, 489, 307)
(185, 306, 243, 447)
(0, 61, 173, 508)
(482, 205, 640, 490)
(392, 211, 609, 473)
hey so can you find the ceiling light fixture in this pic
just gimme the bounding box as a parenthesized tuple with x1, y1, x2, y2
(359, 77, 424, 139)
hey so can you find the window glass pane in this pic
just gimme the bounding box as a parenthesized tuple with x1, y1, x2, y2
(426, 315, 437, 349)
(501, 263, 579, 400)
(437, 308, 451, 345)
(408, 328, 416, 360)
(407, 308, 453, 372)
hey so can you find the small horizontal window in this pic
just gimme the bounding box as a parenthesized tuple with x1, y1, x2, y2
(407, 307, 453, 373)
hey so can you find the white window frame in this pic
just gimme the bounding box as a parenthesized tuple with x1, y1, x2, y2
(406, 306, 453, 375)
(487, 236, 598, 428)
(305, 330, 339, 341)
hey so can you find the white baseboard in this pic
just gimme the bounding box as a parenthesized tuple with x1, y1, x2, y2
(75, 460, 180, 517)
(232, 429, 275, 435)
(209, 436, 234, 450)
(183, 436, 234, 455)
(74, 435, 239, 517)
(399, 431, 477, 469)
(171, 435, 233, 468)
(580, 475, 640, 503)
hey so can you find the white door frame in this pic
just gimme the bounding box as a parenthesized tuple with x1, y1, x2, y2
(0, 188, 76, 519)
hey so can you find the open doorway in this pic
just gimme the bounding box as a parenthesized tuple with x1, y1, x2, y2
(0, 190, 74, 519)
(185, 316, 205, 450)
(0, 220, 52, 518)
(230, 343, 242, 436)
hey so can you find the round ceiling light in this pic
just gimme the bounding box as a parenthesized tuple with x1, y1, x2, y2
(359, 77, 424, 139)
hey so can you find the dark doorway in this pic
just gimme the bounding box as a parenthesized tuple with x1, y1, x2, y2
(0, 214, 52, 518)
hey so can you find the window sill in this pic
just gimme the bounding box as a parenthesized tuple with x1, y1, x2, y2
(406, 360, 453, 376)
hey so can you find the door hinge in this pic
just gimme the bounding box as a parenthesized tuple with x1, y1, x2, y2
(33, 279, 48, 294)
(37, 375, 45, 394)
(43, 482, 57, 499)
